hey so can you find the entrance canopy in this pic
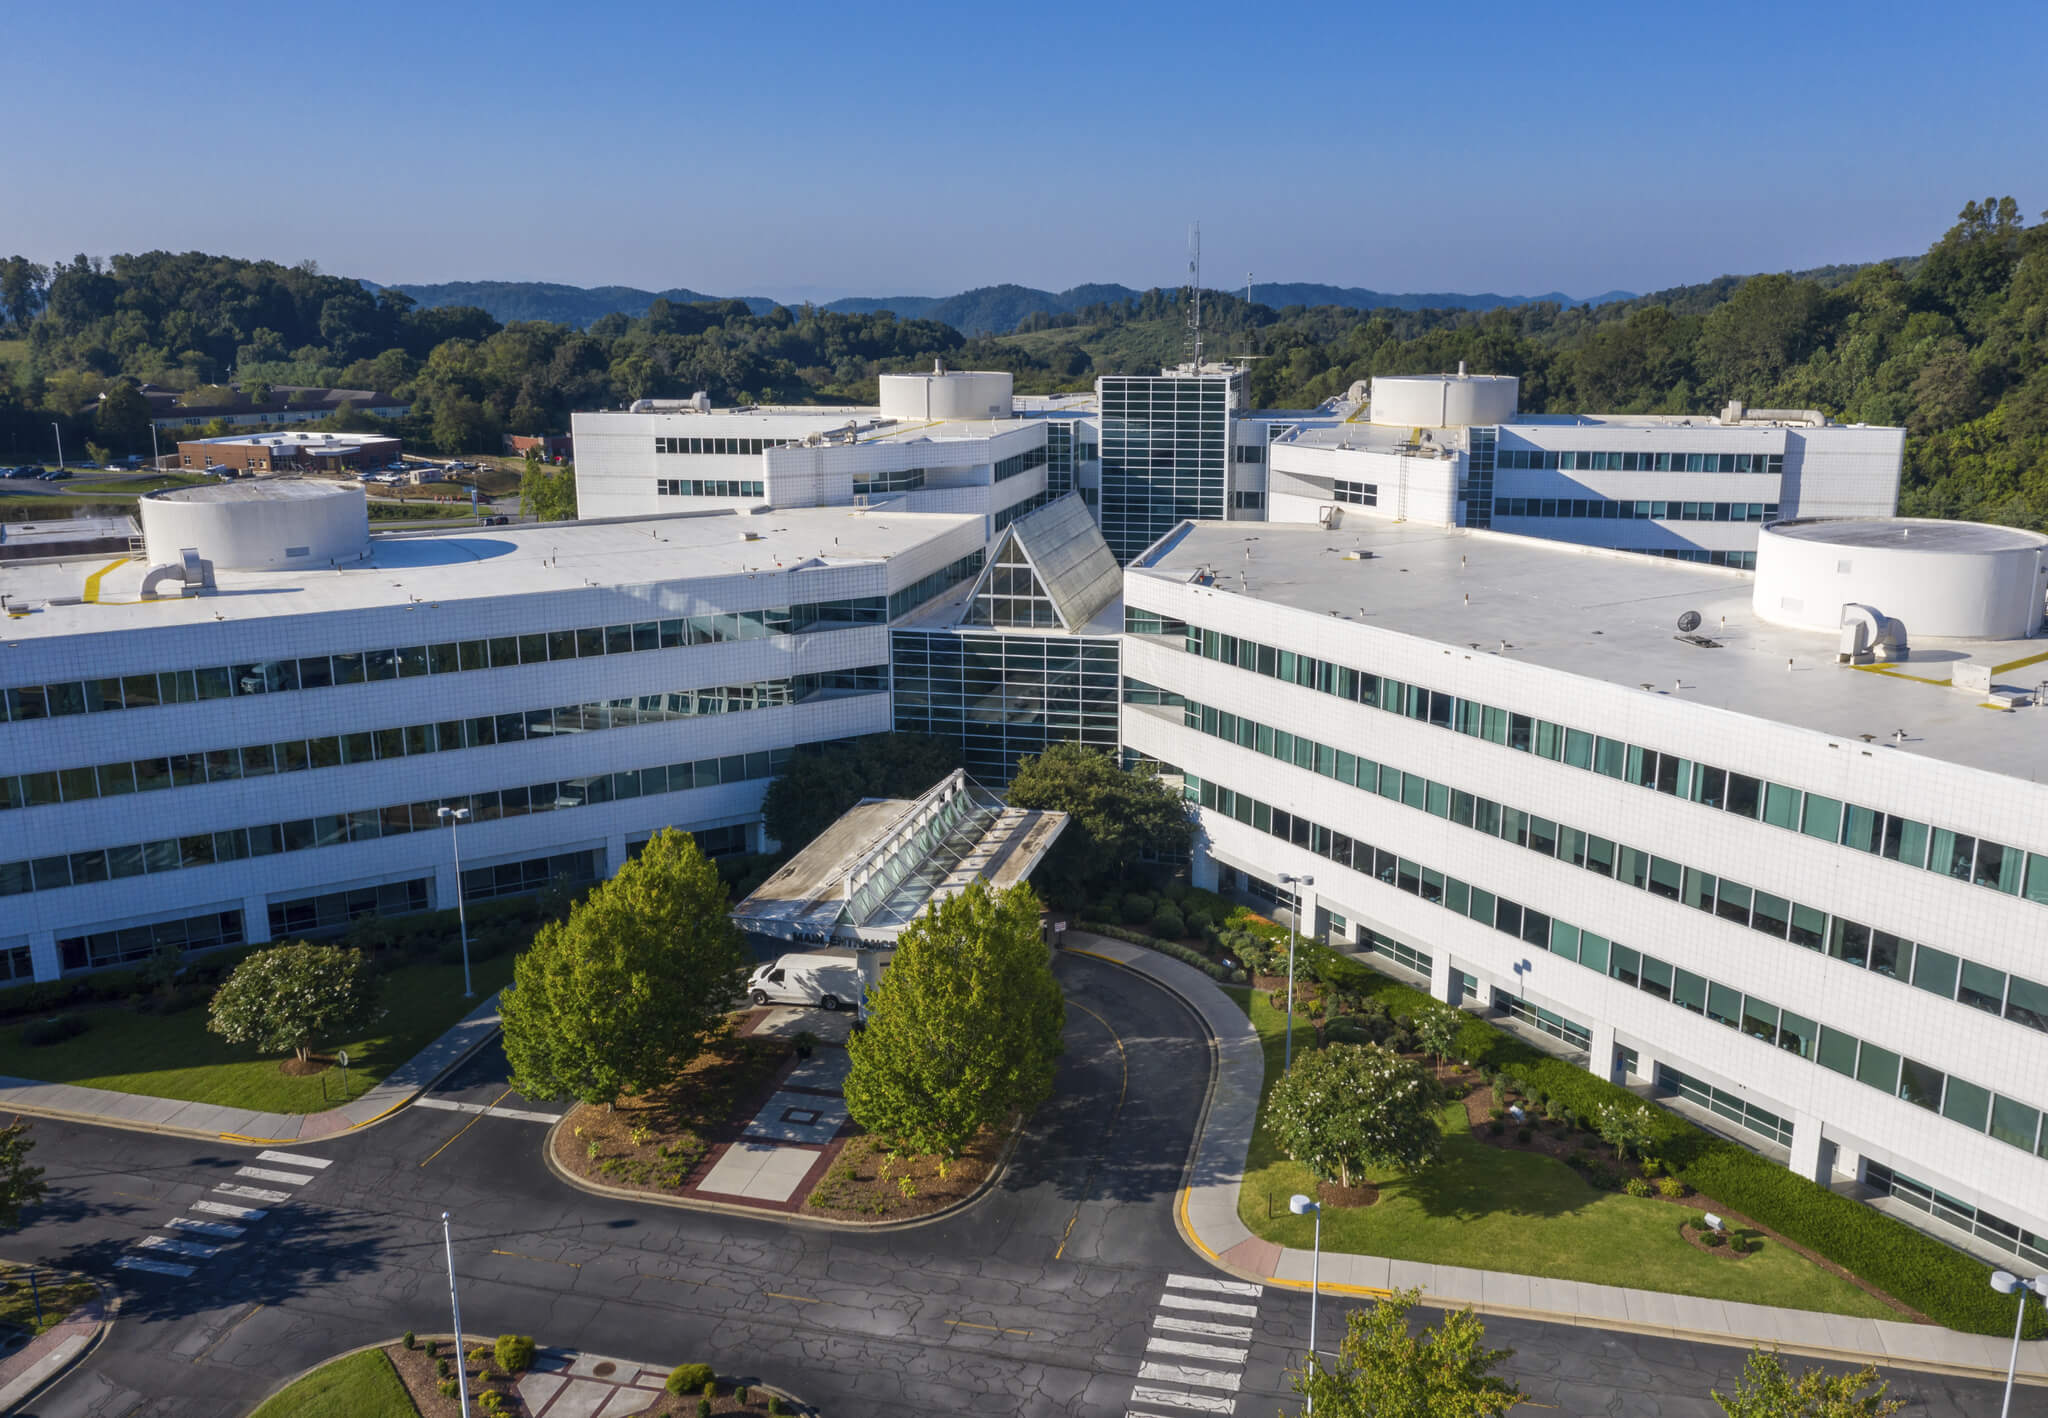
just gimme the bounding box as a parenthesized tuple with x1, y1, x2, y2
(730, 769, 1067, 946)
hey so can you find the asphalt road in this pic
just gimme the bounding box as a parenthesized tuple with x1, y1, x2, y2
(0, 953, 2013, 1417)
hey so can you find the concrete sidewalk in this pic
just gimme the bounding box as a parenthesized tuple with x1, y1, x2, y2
(0, 990, 504, 1147)
(1062, 933, 2048, 1385)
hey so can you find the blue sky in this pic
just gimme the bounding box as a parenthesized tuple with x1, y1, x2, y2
(9, 0, 2045, 301)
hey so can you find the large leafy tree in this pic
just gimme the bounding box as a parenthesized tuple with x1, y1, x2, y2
(1003, 744, 1192, 897)
(517, 454, 578, 520)
(844, 881, 1063, 1157)
(0, 1123, 47, 1229)
(760, 732, 962, 853)
(1265, 1041, 1442, 1186)
(207, 944, 381, 1064)
(501, 828, 746, 1105)
(1294, 1289, 1521, 1418)
(1710, 1347, 1902, 1418)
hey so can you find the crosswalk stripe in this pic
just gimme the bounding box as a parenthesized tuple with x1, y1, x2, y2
(1147, 1336, 1249, 1365)
(137, 1234, 221, 1259)
(1157, 1293, 1259, 1320)
(194, 1198, 269, 1220)
(166, 1216, 244, 1239)
(215, 1184, 289, 1204)
(1153, 1315, 1254, 1342)
(255, 1150, 332, 1168)
(236, 1166, 314, 1186)
(413, 1097, 564, 1124)
(1165, 1273, 1263, 1298)
(116, 1255, 195, 1278)
(1128, 1387, 1235, 1414)
(1136, 1361, 1241, 1392)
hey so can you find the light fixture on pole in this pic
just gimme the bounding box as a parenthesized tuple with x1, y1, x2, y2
(437, 806, 474, 997)
(442, 1211, 471, 1418)
(1278, 873, 1313, 1073)
(1289, 1193, 1322, 1412)
(1990, 1269, 2047, 1418)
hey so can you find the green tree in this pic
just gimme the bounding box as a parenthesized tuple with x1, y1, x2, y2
(1412, 1004, 1462, 1072)
(518, 454, 577, 520)
(206, 944, 381, 1064)
(0, 1122, 47, 1229)
(83, 440, 111, 469)
(760, 732, 962, 852)
(501, 828, 746, 1105)
(94, 382, 153, 453)
(1595, 1098, 1659, 1163)
(1266, 1042, 1442, 1186)
(1710, 1347, 1902, 1417)
(1004, 744, 1192, 898)
(0, 256, 48, 331)
(844, 881, 1063, 1157)
(1293, 1288, 1521, 1418)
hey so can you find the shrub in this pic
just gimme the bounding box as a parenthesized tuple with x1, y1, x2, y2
(438, 1357, 451, 1378)
(1514, 1127, 1531, 1144)
(402, 1330, 416, 1350)
(1701, 1229, 1726, 1248)
(21, 1014, 88, 1047)
(768, 1396, 785, 1416)
(1149, 903, 1187, 940)
(1487, 1121, 1504, 1136)
(440, 1380, 460, 1399)
(1078, 923, 1231, 981)
(1657, 1176, 1687, 1199)
(704, 1379, 719, 1399)
(699, 1399, 713, 1418)
(1624, 1177, 1652, 1197)
(1119, 892, 1156, 925)
(494, 1334, 535, 1373)
(424, 1338, 438, 1358)
(667, 1364, 716, 1396)
(735, 1385, 750, 1404)
(1729, 1233, 1753, 1255)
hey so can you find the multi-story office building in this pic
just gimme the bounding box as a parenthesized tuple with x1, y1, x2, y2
(1266, 371, 1903, 567)
(0, 480, 986, 982)
(1122, 513, 2048, 1268)
(571, 369, 1054, 537)
(1096, 364, 1248, 563)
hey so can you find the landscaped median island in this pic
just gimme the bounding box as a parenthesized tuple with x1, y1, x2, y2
(0, 894, 552, 1114)
(1229, 945, 2048, 1335)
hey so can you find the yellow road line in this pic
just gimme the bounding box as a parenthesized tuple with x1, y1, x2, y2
(765, 1291, 818, 1304)
(419, 1086, 514, 1166)
(945, 1319, 1033, 1336)
(190, 1303, 263, 1363)
(82, 556, 130, 602)
(1055, 999, 1128, 1261)
(490, 1249, 580, 1269)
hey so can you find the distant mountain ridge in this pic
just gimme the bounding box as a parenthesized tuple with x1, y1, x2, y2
(385, 277, 1640, 335)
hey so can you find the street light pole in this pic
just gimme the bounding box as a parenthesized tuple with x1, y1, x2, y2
(50, 422, 62, 469)
(1279, 873, 1313, 1074)
(437, 806, 473, 997)
(149, 421, 160, 472)
(1991, 1270, 2047, 1418)
(1290, 1193, 1322, 1412)
(442, 1211, 471, 1418)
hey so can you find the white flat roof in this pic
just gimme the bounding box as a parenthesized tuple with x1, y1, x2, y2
(0, 507, 979, 641)
(1135, 520, 2048, 781)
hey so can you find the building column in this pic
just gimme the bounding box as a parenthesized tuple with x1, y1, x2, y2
(1430, 949, 1457, 1006)
(1788, 1112, 1835, 1184)
(606, 832, 629, 876)
(243, 895, 272, 945)
(1189, 839, 1220, 893)
(27, 931, 61, 984)
(434, 860, 461, 915)
(1587, 1018, 1618, 1084)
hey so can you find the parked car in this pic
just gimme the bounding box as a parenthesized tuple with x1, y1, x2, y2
(39, 468, 72, 481)
(4, 466, 40, 479)
(483, 514, 510, 525)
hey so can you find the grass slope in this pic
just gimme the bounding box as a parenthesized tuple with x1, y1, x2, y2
(1230, 988, 1894, 1319)
(0, 957, 514, 1114)
(249, 1348, 418, 1418)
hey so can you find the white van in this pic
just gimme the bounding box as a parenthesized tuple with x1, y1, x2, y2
(746, 952, 863, 1011)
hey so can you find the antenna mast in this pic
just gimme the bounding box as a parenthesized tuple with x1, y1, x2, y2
(1186, 222, 1203, 369)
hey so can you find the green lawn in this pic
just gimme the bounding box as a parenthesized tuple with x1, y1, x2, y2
(1233, 989, 1896, 1319)
(0, 957, 514, 1115)
(0, 1263, 96, 1336)
(249, 1348, 418, 1418)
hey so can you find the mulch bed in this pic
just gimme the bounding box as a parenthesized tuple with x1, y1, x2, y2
(1316, 1179, 1380, 1208)
(387, 1338, 532, 1417)
(1678, 1220, 1754, 1260)
(802, 1130, 1005, 1221)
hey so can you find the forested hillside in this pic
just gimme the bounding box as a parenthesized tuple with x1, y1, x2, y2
(0, 198, 2040, 527)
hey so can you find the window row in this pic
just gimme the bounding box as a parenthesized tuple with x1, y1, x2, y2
(268, 878, 431, 939)
(1234, 444, 1266, 464)
(1332, 480, 1378, 507)
(57, 908, 245, 975)
(1178, 617, 2048, 907)
(1657, 1064, 1795, 1148)
(992, 489, 1057, 533)
(653, 436, 792, 456)
(1491, 497, 1779, 523)
(1183, 770, 2048, 1164)
(1627, 547, 1759, 570)
(1865, 1162, 2048, 1272)
(993, 445, 1050, 482)
(462, 848, 606, 903)
(853, 468, 925, 494)
(0, 747, 797, 901)
(1495, 449, 1784, 474)
(657, 478, 762, 498)
(1496, 989, 1596, 1053)
(888, 550, 986, 621)
(0, 668, 885, 811)
(1, 605, 892, 724)
(1175, 695, 2048, 1038)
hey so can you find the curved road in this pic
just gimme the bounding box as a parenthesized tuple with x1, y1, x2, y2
(1, 954, 2009, 1416)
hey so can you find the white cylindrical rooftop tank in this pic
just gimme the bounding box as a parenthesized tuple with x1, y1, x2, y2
(140, 480, 371, 571)
(1753, 518, 2048, 640)
(878, 370, 1014, 421)
(1367, 372, 1519, 428)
